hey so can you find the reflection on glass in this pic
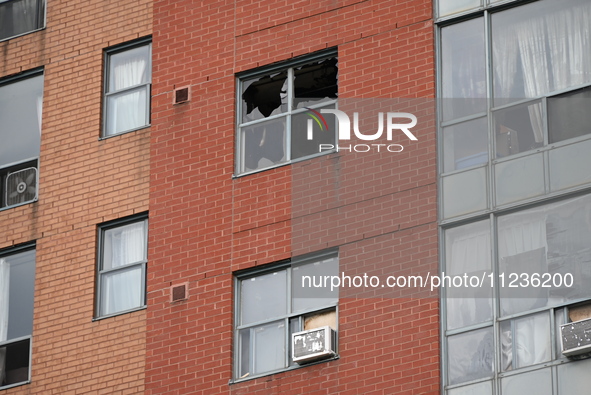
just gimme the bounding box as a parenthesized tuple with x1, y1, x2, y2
(549, 138, 591, 192)
(448, 327, 494, 385)
(438, 0, 480, 17)
(441, 18, 486, 121)
(254, 321, 285, 374)
(501, 367, 552, 395)
(442, 167, 487, 218)
(443, 117, 487, 172)
(495, 153, 545, 206)
(292, 257, 339, 313)
(448, 380, 492, 395)
(241, 270, 287, 325)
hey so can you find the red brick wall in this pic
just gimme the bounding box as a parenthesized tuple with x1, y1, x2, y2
(149, 0, 437, 394)
(0, 0, 151, 392)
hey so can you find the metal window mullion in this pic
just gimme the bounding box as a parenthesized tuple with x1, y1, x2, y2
(286, 67, 294, 162)
(484, 10, 496, 213)
(99, 260, 146, 275)
(542, 96, 550, 195)
(490, 211, 501, 393)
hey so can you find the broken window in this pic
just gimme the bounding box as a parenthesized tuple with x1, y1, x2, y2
(234, 251, 338, 380)
(236, 50, 338, 175)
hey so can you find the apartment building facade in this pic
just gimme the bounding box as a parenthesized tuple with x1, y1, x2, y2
(0, 0, 590, 394)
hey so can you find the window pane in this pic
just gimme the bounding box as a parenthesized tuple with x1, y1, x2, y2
(238, 329, 250, 378)
(241, 270, 287, 325)
(558, 357, 591, 393)
(448, 327, 494, 385)
(442, 167, 487, 218)
(549, 138, 591, 192)
(494, 153, 545, 206)
(100, 265, 143, 316)
(548, 86, 591, 144)
(103, 221, 146, 270)
(514, 313, 551, 368)
(108, 45, 151, 92)
(438, 0, 480, 17)
(240, 117, 287, 173)
(501, 367, 552, 395)
(494, 101, 543, 158)
(106, 85, 149, 135)
(293, 57, 338, 109)
(253, 321, 285, 374)
(492, 0, 591, 106)
(291, 104, 336, 160)
(0, 250, 35, 341)
(441, 18, 486, 121)
(292, 256, 339, 313)
(445, 220, 492, 330)
(442, 117, 487, 173)
(448, 381, 492, 395)
(0, 338, 30, 387)
(241, 71, 288, 123)
(0, 0, 43, 41)
(0, 74, 43, 168)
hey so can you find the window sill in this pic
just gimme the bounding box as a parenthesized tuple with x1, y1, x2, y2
(232, 149, 337, 178)
(228, 355, 339, 385)
(0, 380, 31, 391)
(99, 124, 151, 141)
(92, 305, 146, 322)
(0, 198, 38, 214)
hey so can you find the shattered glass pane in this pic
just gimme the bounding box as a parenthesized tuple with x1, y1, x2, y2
(293, 57, 338, 109)
(240, 118, 287, 173)
(241, 71, 288, 123)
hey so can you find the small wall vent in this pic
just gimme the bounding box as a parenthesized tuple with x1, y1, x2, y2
(173, 86, 190, 105)
(171, 283, 188, 302)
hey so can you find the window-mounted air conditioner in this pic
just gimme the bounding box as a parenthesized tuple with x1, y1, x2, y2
(292, 325, 336, 364)
(561, 317, 591, 357)
(5, 167, 38, 207)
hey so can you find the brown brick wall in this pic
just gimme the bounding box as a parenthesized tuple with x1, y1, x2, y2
(0, 0, 151, 392)
(149, 0, 437, 394)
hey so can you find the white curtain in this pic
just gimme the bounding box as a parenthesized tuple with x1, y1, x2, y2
(0, 258, 9, 385)
(107, 55, 148, 135)
(446, 225, 492, 330)
(102, 224, 144, 315)
(493, 0, 591, 144)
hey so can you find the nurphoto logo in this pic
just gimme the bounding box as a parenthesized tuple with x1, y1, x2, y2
(305, 108, 418, 153)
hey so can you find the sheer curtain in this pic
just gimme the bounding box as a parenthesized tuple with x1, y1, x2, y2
(102, 224, 145, 315)
(446, 222, 492, 330)
(493, 0, 591, 145)
(107, 51, 149, 135)
(0, 0, 40, 40)
(0, 258, 9, 385)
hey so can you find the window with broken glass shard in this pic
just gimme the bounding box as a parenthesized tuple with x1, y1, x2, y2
(237, 51, 338, 174)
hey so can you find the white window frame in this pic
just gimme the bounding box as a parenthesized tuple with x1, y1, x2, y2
(95, 215, 148, 318)
(102, 38, 152, 138)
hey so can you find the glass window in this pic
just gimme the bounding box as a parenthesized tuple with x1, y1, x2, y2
(0, 0, 45, 41)
(97, 216, 148, 317)
(103, 40, 151, 137)
(235, 251, 338, 380)
(0, 72, 43, 209)
(0, 247, 35, 388)
(236, 51, 338, 175)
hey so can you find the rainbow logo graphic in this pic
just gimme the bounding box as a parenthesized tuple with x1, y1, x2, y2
(305, 108, 329, 140)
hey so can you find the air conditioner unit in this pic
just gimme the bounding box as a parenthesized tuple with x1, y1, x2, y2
(292, 325, 336, 364)
(5, 167, 38, 207)
(561, 317, 591, 357)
